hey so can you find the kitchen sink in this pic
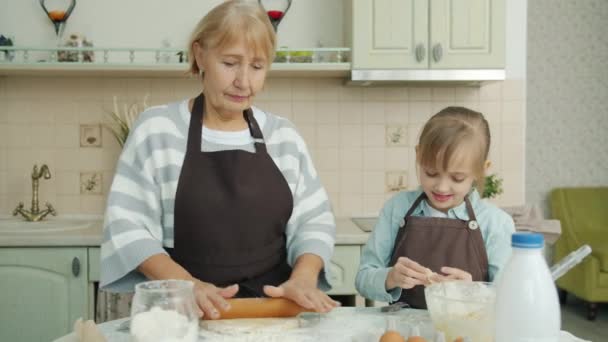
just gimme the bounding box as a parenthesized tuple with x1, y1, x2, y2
(0, 217, 95, 234)
(350, 217, 378, 232)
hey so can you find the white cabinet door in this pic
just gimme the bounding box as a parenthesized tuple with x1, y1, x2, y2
(352, 0, 429, 69)
(430, 0, 505, 68)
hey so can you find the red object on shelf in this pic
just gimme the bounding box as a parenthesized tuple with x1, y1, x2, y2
(267, 10, 284, 20)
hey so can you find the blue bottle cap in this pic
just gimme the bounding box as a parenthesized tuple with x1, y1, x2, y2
(512, 232, 544, 248)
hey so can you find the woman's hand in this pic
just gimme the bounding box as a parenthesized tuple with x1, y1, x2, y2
(263, 253, 339, 313)
(385, 257, 434, 290)
(193, 281, 239, 319)
(263, 276, 339, 313)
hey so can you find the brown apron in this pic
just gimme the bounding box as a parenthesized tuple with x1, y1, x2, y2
(390, 193, 489, 309)
(167, 93, 294, 297)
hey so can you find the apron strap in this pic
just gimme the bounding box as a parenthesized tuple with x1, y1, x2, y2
(244, 108, 267, 154)
(404, 193, 427, 219)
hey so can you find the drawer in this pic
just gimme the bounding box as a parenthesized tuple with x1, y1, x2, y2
(327, 245, 360, 295)
(88, 247, 100, 282)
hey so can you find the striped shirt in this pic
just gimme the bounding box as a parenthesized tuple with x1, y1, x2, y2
(100, 99, 336, 292)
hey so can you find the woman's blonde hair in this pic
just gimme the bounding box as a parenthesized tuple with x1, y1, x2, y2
(417, 106, 491, 194)
(187, 0, 276, 75)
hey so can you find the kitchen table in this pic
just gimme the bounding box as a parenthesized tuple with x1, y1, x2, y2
(54, 307, 589, 342)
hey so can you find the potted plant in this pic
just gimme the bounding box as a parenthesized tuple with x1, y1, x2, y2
(104, 95, 149, 147)
(482, 173, 504, 199)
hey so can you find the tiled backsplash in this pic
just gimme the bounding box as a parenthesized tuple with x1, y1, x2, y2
(0, 77, 525, 217)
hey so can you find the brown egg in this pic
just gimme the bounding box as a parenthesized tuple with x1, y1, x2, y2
(379, 330, 406, 342)
(407, 336, 427, 342)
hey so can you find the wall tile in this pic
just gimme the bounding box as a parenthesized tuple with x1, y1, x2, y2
(57, 195, 82, 214)
(502, 79, 526, 101)
(315, 148, 340, 171)
(479, 81, 503, 101)
(363, 195, 386, 215)
(339, 171, 363, 194)
(409, 87, 432, 101)
(478, 101, 502, 126)
(296, 124, 316, 149)
(314, 79, 341, 101)
(54, 124, 81, 148)
(339, 148, 363, 170)
(363, 148, 386, 172)
(266, 79, 293, 101)
(316, 102, 340, 124)
(7, 125, 32, 148)
(338, 84, 362, 101)
(292, 101, 316, 125)
(318, 171, 339, 194)
(363, 88, 386, 102)
(316, 125, 339, 147)
(0, 171, 7, 195)
(339, 194, 363, 216)
(339, 102, 363, 124)
(385, 148, 410, 170)
(363, 171, 385, 194)
(362, 102, 385, 124)
(363, 125, 385, 147)
(408, 102, 433, 124)
(454, 87, 480, 102)
(384, 88, 409, 102)
(339, 125, 363, 147)
(385, 102, 409, 124)
(31, 125, 56, 148)
(292, 79, 316, 101)
(502, 101, 526, 124)
(55, 171, 80, 195)
(431, 87, 455, 101)
(81, 196, 106, 215)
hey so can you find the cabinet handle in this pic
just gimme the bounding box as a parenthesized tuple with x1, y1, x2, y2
(72, 257, 81, 277)
(415, 43, 426, 63)
(432, 43, 443, 62)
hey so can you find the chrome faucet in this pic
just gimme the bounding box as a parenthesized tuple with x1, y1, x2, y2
(13, 164, 57, 222)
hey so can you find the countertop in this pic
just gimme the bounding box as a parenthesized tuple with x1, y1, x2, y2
(53, 307, 588, 342)
(0, 217, 369, 247)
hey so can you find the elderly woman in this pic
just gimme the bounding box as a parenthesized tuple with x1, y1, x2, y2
(100, 0, 337, 320)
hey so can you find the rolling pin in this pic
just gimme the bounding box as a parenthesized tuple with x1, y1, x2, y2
(204, 298, 313, 320)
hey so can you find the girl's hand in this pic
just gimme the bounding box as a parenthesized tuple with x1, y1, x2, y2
(193, 281, 239, 319)
(263, 277, 340, 313)
(385, 257, 434, 290)
(433, 267, 473, 282)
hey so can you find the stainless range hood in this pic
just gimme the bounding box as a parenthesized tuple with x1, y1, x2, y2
(347, 69, 506, 86)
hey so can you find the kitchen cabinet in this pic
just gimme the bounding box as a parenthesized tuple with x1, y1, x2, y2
(327, 245, 361, 295)
(0, 248, 89, 342)
(351, 0, 505, 69)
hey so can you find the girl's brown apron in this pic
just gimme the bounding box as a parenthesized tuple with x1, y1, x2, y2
(390, 193, 489, 308)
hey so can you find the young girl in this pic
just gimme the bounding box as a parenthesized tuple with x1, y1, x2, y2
(355, 106, 515, 309)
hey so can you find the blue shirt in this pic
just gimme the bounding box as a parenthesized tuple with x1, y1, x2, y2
(355, 189, 515, 302)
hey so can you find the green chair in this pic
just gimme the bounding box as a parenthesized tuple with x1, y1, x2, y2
(551, 187, 608, 320)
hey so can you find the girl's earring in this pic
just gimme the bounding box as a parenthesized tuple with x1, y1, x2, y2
(199, 68, 204, 78)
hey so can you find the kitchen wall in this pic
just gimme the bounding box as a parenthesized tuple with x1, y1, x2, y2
(526, 0, 608, 216)
(0, 77, 525, 217)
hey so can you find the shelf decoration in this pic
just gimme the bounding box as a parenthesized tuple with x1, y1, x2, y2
(39, 0, 77, 37)
(259, 0, 292, 31)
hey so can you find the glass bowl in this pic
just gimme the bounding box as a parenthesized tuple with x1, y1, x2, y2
(130, 279, 199, 342)
(424, 281, 496, 342)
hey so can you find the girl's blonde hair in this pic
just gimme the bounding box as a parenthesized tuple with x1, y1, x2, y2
(417, 106, 491, 194)
(187, 0, 276, 75)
